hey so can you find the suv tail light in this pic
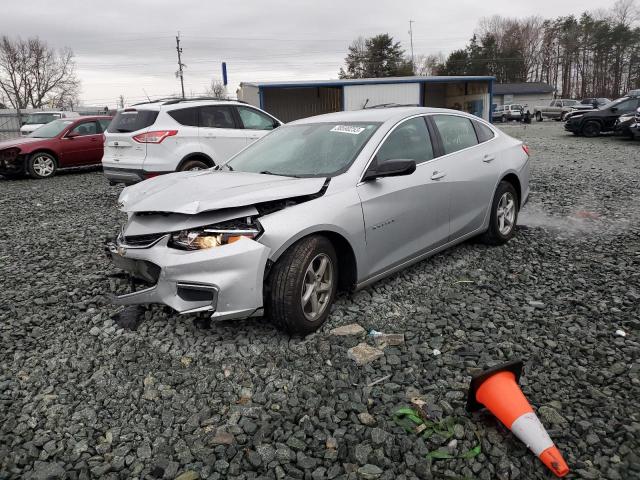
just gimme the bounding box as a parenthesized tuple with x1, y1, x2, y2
(133, 130, 178, 143)
(522, 144, 530, 156)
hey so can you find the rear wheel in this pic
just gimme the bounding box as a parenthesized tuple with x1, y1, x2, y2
(536, 112, 543, 122)
(266, 235, 338, 335)
(480, 181, 519, 246)
(501, 115, 507, 123)
(180, 159, 209, 171)
(28, 152, 57, 179)
(582, 121, 601, 138)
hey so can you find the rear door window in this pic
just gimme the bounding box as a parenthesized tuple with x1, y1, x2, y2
(98, 118, 111, 132)
(107, 109, 159, 133)
(432, 115, 479, 155)
(199, 106, 236, 128)
(236, 106, 276, 130)
(168, 107, 199, 127)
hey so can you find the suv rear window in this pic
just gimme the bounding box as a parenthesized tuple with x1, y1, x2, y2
(108, 109, 159, 133)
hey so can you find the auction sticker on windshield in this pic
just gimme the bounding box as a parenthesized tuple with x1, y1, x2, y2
(330, 125, 366, 134)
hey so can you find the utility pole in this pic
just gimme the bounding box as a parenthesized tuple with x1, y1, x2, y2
(175, 32, 186, 99)
(408, 20, 415, 73)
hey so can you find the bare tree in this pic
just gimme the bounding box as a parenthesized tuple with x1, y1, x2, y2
(206, 79, 228, 99)
(413, 53, 445, 76)
(118, 95, 126, 108)
(0, 36, 80, 110)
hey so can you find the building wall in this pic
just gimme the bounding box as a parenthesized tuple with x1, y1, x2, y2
(262, 87, 341, 122)
(237, 85, 260, 108)
(494, 92, 554, 108)
(343, 83, 421, 110)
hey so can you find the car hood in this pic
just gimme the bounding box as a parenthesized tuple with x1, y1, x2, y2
(118, 170, 327, 214)
(0, 137, 49, 150)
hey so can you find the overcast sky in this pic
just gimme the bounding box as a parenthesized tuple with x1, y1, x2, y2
(2, 0, 616, 107)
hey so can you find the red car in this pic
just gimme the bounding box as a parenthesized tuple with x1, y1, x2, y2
(0, 116, 112, 179)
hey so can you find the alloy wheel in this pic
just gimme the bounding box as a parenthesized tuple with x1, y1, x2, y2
(32, 155, 55, 177)
(301, 253, 333, 321)
(496, 192, 516, 236)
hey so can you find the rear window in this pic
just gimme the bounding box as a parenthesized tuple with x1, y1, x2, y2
(108, 109, 159, 133)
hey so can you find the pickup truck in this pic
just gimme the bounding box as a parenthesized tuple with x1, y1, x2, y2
(533, 99, 579, 121)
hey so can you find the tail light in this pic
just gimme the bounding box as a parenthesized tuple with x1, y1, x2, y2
(133, 130, 178, 143)
(522, 144, 530, 156)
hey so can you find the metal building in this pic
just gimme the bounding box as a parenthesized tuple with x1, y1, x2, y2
(493, 82, 555, 107)
(238, 76, 495, 122)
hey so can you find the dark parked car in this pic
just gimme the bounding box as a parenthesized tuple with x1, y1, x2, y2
(614, 112, 637, 138)
(0, 116, 112, 179)
(564, 93, 640, 137)
(630, 108, 640, 140)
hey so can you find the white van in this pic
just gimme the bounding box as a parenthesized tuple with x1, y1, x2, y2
(20, 111, 80, 136)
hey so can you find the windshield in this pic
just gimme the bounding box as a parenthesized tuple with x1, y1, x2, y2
(24, 113, 58, 125)
(29, 120, 73, 138)
(226, 122, 380, 177)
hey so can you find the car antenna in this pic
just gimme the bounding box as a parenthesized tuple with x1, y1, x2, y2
(142, 88, 152, 103)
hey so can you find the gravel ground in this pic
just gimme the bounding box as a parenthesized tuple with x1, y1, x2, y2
(1, 122, 638, 480)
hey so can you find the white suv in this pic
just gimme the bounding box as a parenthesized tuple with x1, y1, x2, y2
(102, 99, 282, 184)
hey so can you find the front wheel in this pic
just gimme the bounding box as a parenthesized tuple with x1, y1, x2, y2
(536, 112, 543, 122)
(480, 181, 519, 246)
(501, 115, 507, 123)
(582, 121, 601, 138)
(28, 152, 57, 179)
(266, 235, 338, 335)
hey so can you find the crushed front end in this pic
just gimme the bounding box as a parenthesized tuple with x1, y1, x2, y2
(105, 211, 271, 320)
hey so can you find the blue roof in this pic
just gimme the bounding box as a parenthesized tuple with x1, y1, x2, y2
(241, 76, 495, 89)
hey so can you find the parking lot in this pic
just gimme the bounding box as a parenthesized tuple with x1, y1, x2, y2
(0, 122, 638, 479)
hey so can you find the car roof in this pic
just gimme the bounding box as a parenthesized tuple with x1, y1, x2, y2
(290, 107, 481, 125)
(71, 116, 112, 120)
(125, 99, 247, 111)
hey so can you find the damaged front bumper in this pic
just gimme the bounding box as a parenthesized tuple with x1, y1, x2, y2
(105, 233, 271, 320)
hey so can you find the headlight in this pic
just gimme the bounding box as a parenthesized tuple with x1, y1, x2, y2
(169, 217, 262, 250)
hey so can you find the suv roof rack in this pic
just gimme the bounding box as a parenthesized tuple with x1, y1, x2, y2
(161, 97, 243, 105)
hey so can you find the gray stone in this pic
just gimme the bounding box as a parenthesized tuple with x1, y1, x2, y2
(348, 343, 384, 365)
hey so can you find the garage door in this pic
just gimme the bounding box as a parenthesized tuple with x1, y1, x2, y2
(343, 83, 420, 110)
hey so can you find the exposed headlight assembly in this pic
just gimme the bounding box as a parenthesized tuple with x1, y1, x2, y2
(169, 217, 262, 250)
(0, 147, 21, 163)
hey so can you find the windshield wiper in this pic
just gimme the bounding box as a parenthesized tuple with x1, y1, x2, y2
(260, 170, 282, 176)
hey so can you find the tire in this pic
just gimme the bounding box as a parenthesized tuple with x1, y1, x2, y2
(266, 235, 338, 335)
(501, 115, 507, 123)
(27, 152, 57, 179)
(180, 159, 209, 171)
(480, 181, 519, 246)
(582, 121, 601, 138)
(536, 112, 543, 122)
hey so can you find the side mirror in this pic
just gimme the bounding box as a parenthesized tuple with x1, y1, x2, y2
(272, 121, 281, 129)
(363, 158, 416, 182)
(636, 107, 640, 114)
(611, 107, 618, 112)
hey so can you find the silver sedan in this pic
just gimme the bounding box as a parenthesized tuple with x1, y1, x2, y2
(107, 107, 530, 334)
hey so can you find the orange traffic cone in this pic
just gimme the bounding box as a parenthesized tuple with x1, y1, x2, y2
(467, 360, 570, 478)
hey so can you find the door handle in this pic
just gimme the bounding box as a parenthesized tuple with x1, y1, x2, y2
(483, 155, 495, 163)
(431, 171, 446, 180)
